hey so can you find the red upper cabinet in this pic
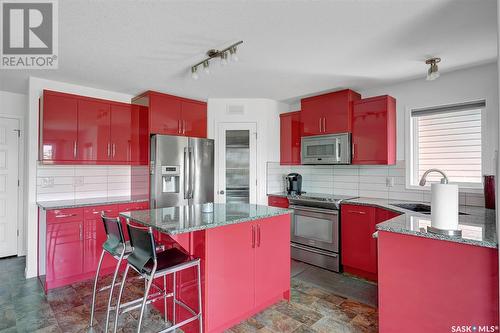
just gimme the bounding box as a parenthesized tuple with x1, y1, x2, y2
(110, 103, 132, 162)
(134, 91, 207, 138)
(149, 92, 182, 135)
(352, 95, 396, 165)
(280, 111, 301, 165)
(77, 99, 111, 162)
(41, 91, 78, 162)
(181, 100, 207, 138)
(301, 89, 361, 136)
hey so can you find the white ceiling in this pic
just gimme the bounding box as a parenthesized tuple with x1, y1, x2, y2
(0, 0, 497, 102)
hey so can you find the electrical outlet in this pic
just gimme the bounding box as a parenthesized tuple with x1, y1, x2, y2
(386, 177, 394, 187)
(74, 176, 84, 187)
(40, 177, 54, 188)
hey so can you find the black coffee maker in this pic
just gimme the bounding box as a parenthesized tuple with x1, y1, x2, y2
(285, 173, 302, 195)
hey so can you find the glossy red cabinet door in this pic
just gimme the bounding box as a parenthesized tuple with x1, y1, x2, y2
(254, 215, 290, 306)
(267, 195, 289, 208)
(341, 204, 377, 280)
(41, 91, 78, 162)
(46, 220, 84, 281)
(280, 112, 301, 165)
(150, 93, 182, 135)
(130, 104, 149, 164)
(205, 222, 255, 332)
(352, 95, 396, 165)
(323, 89, 360, 134)
(301, 97, 325, 136)
(110, 103, 132, 162)
(181, 101, 207, 138)
(77, 99, 111, 161)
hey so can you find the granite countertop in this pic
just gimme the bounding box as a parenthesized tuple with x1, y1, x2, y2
(343, 197, 497, 249)
(37, 196, 149, 210)
(120, 203, 292, 235)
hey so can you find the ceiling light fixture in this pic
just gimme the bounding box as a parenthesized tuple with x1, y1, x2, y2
(425, 57, 441, 81)
(190, 41, 243, 79)
(191, 66, 199, 80)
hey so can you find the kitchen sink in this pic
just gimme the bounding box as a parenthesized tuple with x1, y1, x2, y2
(390, 203, 469, 215)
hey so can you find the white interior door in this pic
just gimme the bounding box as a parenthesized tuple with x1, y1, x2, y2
(0, 118, 19, 258)
(216, 123, 257, 204)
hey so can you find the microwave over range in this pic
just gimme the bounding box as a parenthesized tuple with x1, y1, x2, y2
(301, 133, 351, 165)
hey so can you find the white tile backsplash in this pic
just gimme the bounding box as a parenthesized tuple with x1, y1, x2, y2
(266, 161, 486, 207)
(36, 165, 132, 201)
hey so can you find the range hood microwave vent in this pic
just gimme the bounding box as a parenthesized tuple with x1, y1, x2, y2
(301, 133, 351, 165)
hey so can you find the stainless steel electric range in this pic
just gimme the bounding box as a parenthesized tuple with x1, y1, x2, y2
(288, 193, 358, 272)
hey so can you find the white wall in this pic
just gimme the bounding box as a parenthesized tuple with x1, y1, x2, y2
(25, 77, 133, 278)
(359, 62, 499, 174)
(207, 98, 289, 205)
(0, 91, 26, 118)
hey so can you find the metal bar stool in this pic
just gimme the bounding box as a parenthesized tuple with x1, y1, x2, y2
(89, 213, 134, 332)
(114, 219, 203, 333)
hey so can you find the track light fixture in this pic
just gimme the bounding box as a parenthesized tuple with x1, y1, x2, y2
(190, 41, 243, 79)
(425, 57, 441, 81)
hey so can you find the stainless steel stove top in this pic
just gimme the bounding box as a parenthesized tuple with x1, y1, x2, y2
(288, 193, 358, 210)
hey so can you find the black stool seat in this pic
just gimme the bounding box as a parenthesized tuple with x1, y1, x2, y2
(143, 248, 190, 274)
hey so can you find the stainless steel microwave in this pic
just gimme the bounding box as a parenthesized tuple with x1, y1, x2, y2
(301, 133, 351, 164)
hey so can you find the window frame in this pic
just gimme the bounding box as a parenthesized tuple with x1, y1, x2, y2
(405, 102, 485, 193)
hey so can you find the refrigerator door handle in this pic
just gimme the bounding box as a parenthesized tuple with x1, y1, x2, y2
(184, 147, 189, 199)
(189, 148, 195, 199)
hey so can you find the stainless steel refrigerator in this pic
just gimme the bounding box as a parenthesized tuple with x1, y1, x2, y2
(150, 134, 214, 208)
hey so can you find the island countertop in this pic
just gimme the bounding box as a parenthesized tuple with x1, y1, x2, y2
(119, 203, 292, 235)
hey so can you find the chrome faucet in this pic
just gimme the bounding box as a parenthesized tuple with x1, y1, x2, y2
(419, 169, 449, 186)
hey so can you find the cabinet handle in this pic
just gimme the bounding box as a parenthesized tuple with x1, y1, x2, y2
(251, 225, 255, 248)
(107, 143, 111, 158)
(73, 141, 77, 158)
(348, 210, 366, 215)
(257, 224, 261, 247)
(112, 143, 116, 158)
(352, 143, 355, 159)
(178, 120, 181, 134)
(79, 224, 83, 241)
(183, 121, 186, 134)
(55, 213, 77, 218)
(323, 118, 326, 132)
(319, 118, 322, 133)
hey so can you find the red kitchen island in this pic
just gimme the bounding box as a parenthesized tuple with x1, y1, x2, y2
(120, 203, 292, 333)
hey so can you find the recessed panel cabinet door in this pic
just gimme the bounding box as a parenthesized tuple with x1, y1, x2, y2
(110, 104, 132, 162)
(41, 93, 78, 162)
(181, 101, 207, 138)
(77, 100, 111, 161)
(150, 94, 181, 135)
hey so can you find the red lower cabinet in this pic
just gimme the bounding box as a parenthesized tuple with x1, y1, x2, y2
(341, 204, 400, 281)
(267, 195, 289, 208)
(40, 201, 149, 291)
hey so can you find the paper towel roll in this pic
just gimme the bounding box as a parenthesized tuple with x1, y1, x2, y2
(431, 183, 459, 230)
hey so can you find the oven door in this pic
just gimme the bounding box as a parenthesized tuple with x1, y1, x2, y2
(290, 205, 339, 252)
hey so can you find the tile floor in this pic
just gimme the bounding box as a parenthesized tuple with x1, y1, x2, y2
(0, 257, 378, 333)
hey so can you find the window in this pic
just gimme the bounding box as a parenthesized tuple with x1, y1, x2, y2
(409, 100, 485, 187)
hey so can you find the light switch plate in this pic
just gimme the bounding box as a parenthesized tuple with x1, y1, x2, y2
(41, 177, 54, 188)
(386, 177, 394, 187)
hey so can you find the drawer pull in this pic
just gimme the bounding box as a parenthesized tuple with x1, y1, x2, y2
(55, 213, 77, 218)
(348, 210, 366, 215)
(92, 210, 112, 215)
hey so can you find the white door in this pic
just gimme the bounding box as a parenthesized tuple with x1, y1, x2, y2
(0, 118, 19, 258)
(216, 123, 257, 204)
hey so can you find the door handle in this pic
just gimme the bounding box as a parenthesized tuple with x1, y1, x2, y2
(348, 210, 366, 215)
(319, 118, 322, 133)
(107, 143, 111, 158)
(251, 225, 255, 248)
(79, 224, 83, 241)
(183, 121, 186, 134)
(55, 213, 77, 218)
(256, 224, 261, 247)
(178, 120, 181, 134)
(183, 148, 189, 199)
(323, 117, 326, 133)
(352, 143, 355, 160)
(336, 138, 340, 162)
(112, 143, 116, 158)
(188, 148, 194, 199)
(73, 141, 77, 158)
